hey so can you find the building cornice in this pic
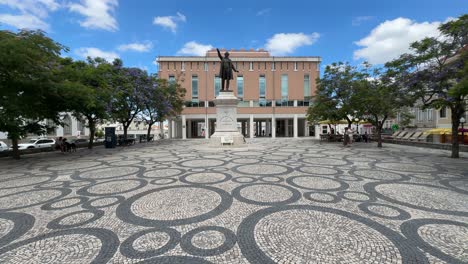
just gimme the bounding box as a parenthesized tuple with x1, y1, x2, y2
(157, 56, 322, 62)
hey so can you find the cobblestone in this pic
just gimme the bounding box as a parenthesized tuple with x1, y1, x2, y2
(0, 139, 467, 263)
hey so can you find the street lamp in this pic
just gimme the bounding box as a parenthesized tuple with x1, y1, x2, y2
(460, 117, 466, 145)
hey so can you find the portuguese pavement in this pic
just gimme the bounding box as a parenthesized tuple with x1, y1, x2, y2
(0, 139, 467, 263)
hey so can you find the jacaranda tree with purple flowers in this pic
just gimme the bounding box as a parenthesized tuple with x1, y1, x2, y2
(140, 76, 186, 141)
(109, 62, 149, 141)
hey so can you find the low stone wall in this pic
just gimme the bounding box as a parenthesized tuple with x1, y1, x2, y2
(382, 139, 468, 152)
(0, 142, 105, 158)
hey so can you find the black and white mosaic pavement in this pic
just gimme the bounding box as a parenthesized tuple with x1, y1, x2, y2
(0, 139, 467, 263)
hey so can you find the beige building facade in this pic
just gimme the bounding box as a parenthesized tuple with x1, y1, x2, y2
(157, 49, 321, 139)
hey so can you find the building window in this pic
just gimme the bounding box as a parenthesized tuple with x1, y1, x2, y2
(63, 115, 72, 135)
(249, 62, 253, 71)
(294, 62, 298, 71)
(259, 75, 266, 99)
(317, 62, 320, 71)
(322, 126, 328, 134)
(237, 75, 244, 99)
(166, 62, 169, 70)
(264, 62, 267, 69)
(271, 62, 276, 71)
(428, 109, 433, 121)
(213, 62, 216, 71)
(258, 62, 260, 70)
(192, 75, 198, 101)
(304, 74, 310, 98)
(204, 62, 208, 71)
(440, 107, 447, 118)
(181, 62, 185, 71)
(168, 75, 175, 83)
(214, 76, 221, 97)
(281, 74, 288, 101)
(173, 62, 176, 70)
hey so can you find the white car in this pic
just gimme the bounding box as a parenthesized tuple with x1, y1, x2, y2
(17, 138, 56, 150)
(0, 141, 8, 152)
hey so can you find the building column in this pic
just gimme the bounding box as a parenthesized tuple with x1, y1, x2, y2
(285, 119, 289, 137)
(266, 120, 270, 137)
(241, 121, 246, 137)
(167, 119, 172, 139)
(205, 117, 210, 139)
(182, 115, 187, 139)
(249, 115, 254, 138)
(293, 114, 298, 138)
(171, 120, 176, 138)
(272, 116, 276, 138)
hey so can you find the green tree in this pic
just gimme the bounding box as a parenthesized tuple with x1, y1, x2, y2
(306, 62, 363, 129)
(141, 77, 186, 141)
(354, 70, 410, 148)
(0, 30, 68, 159)
(58, 57, 113, 149)
(386, 14, 468, 158)
(109, 64, 148, 141)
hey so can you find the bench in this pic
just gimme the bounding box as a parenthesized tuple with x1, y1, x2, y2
(221, 136, 234, 145)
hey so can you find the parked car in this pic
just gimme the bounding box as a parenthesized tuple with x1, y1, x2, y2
(17, 138, 56, 150)
(69, 138, 89, 147)
(0, 141, 8, 152)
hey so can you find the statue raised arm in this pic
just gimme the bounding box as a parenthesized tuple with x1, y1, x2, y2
(216, 48, 239, 91)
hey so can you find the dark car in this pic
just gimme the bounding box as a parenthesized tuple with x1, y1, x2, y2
(69, 138, 89, 147)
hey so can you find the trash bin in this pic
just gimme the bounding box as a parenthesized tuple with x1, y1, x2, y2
(105, 127, 116, 148)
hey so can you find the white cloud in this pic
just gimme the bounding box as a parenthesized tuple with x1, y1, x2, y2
(352, 16, 374, 26)
(177, 41, 213, 56)
(0, 0, 59, 18)
(0, 0, 59, 30)
(118, 42, 153, 52)
(264, 33, 320, 55)
(75, 47, 119, 62)
(353, 17, 443, 64)
(256, 8, 271, 16)
(153, 12, 186, 33)
(69, 0, 118, 31)
(0, 13, 49, 30)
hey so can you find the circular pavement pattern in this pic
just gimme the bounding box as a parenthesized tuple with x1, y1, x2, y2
(401, 219, 468, 264)
(232, 183, 301, 206)
(287, 176, 349, 192)
(232, 164, 293, 176)
(78, 166, 140, 180)
(180, 226, 236, 256)
(1, 139, 466, 263)
(238, 205, 427, 264)
(120, 227, 181, 259)
(116, 185, 233, 227)
(0, 228, 119, 263)
(365, 182, 468, 217)
(375, 162, 437, 172)
(180, 172, 232, 185)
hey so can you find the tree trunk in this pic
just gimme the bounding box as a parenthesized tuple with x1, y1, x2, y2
(377, 127, 383, 148)
(146, 122, 154, 142)
(88, 119, 95, 149)
(451, 117, 460, 158)
(11, 137, 20, 160)
(123, 123, 129, 141)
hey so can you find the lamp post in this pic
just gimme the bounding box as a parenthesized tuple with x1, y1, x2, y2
(460, 117, 466, 145)
(355, 118, 360, 134)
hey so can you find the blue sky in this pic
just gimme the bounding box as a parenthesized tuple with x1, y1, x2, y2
(0, 0, 466, 74)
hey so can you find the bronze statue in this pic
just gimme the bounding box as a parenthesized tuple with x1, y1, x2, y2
(217, 48, 239, 91)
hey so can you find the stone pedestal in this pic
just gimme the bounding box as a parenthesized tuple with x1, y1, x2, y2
(209, 91, 245, 146)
